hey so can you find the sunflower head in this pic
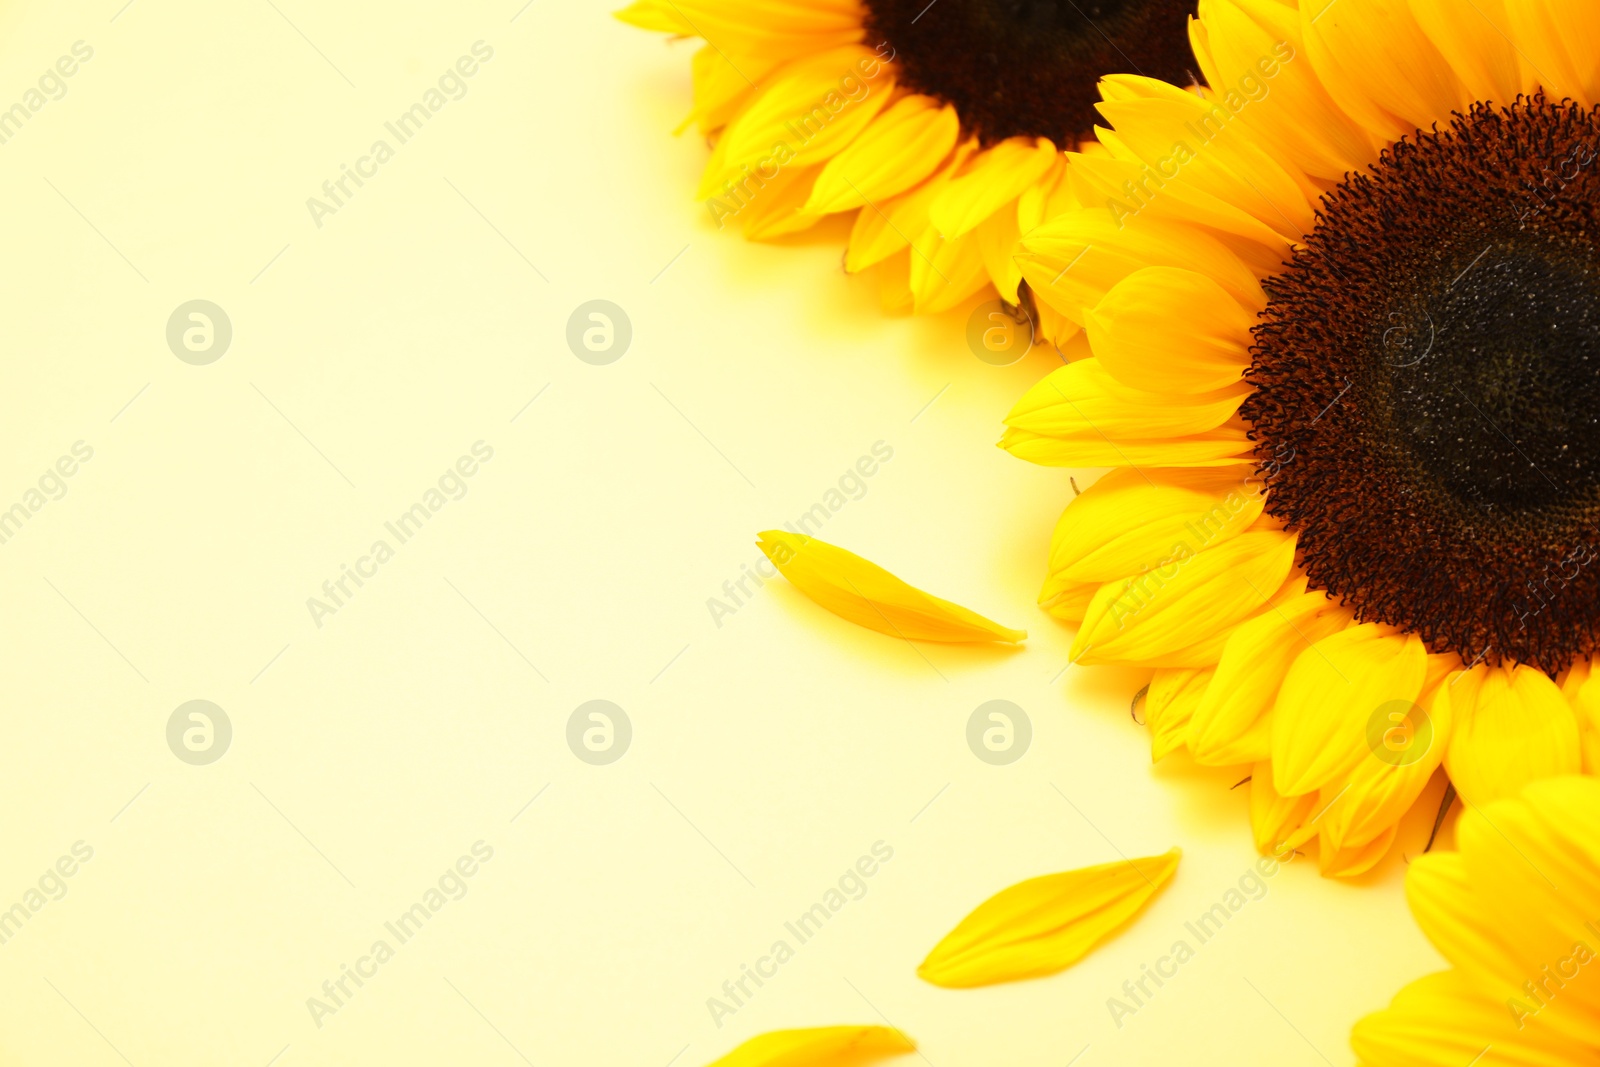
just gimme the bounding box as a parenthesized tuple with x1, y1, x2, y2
(1008, 0, 1600, 876)
(1244, 94, 1600, 676)
(861, 0, 1201, 146)
(618, 0, 1203, 321)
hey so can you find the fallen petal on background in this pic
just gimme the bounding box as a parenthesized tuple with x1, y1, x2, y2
(758, 530, 1026, 643)
(704, 1026, 916, 1067)
(917, 848, 1181, 987)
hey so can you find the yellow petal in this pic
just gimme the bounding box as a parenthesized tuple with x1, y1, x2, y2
(1352, 969, 1578, 1067)
(1300, 0, 1465, 142)
(1316, 822, 1397, 877)
(1017, 205, 1265, 328)
(1189, 582, 1354, 767)
(1044, 466, 1262, 586)
(845, 142, 976, 271)
(1442, 663, 1581, 807)
(1085, 266, 1256, 395)
(1403, 848, 1533, 1014)
(1504, 0, 1600, 109)
(705, 1026, 916, 1067)
(973, 198, 1024, 303)
(614, 0, 695, 34)
(1189, 0, 1379, 183)
(739, 165, 826, 240)
(1093, 75, 1316, 241)
(908, 228, 992, 314)
(1409, 0, 1532, 108)
(1072, 530, 1298, 668)
(929, 136, 1058, 239)
(1000, 358, 1249, 469)
(1004, 358, 1247, 437)
(1319, 699, 1452, 854)
(758, 530, 1025, 643)
(807, 95, 960, 214)
(1066, 147, 1290, 261)
(1018, 153, 1071, 235)
(699, 47, 893, 197)
(1269, 623, 1429, 797)
(1249, 762, 1318, 858)
(682, 45, 771, 136)
(667, 0, 865, 48)
(1450, 777, 1600, 1046)
(874, 250, 914, 313)
(1561, 657, 1600, 773)
(1147, 667, 1213, 761)
(917, 849, 1181, 988)
(1038, 573, 1098, 623)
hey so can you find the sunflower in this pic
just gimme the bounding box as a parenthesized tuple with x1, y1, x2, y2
(615, 0, 1201, 334)
(1352, 775, 1600, 1065)
(1007, 0, 1600, 876)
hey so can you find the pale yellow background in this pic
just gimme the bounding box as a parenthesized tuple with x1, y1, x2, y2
(0, 2, 1446, 1064)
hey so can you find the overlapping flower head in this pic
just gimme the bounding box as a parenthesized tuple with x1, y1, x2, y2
(1354, 776, 1600, 1065)
(1008, 0, 1600, 876)
(616, 0, 1199, 333)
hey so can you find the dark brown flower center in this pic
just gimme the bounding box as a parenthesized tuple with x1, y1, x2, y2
(1244, 96, 1600, 675)
(862, 0, 1198, 146)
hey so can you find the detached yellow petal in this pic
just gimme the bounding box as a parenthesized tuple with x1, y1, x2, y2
(759, 530, 1025, 643)
(705, 1026, 916, 1067)
(917, 849, 1180, 988)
